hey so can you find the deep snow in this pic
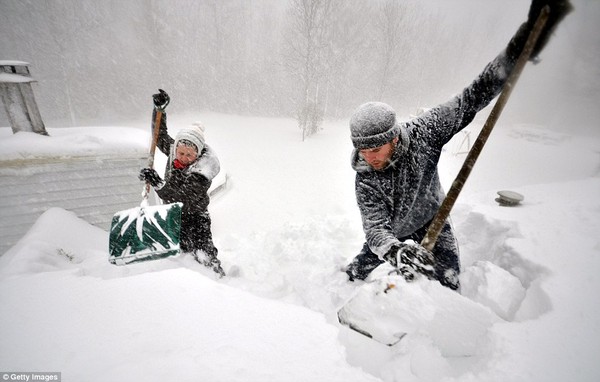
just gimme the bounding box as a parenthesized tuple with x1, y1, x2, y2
(0, 112, 599, 381)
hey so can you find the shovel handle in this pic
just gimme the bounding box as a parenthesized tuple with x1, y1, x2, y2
(148, 109, 163, 169)
(420, 6, 550, 252)
(143, 109, 163, 199)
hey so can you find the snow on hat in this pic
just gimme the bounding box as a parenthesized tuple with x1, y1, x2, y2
(175, 123, 205, 153)
(349, 102, 401, 149)
(190, 121, 205, 130)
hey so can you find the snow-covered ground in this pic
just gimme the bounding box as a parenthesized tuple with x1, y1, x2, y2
(0, 112, 599, 381)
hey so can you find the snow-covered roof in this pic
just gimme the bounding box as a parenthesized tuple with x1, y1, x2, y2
(0, 126, 149, 162)
(0, 60, 30, 66)
(0, 72, 35, 84)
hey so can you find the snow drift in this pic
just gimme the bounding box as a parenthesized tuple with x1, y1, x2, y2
(0, 114, 599, 381)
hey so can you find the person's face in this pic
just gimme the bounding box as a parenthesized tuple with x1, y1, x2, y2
(359, 137, 398, 171)
(176, 144, 198, 165)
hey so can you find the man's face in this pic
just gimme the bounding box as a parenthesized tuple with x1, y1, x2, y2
(359, 137, 398, 171)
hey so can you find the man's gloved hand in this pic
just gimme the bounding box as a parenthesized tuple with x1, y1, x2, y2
(139, 168, 164, 189)
(508, 0, 573, 62)
(152, 89, 170, 110)
(528, 0, 573, 60)
(383, 241, 436, 282)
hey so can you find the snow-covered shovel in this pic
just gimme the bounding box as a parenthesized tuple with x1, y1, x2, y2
(108, 109, 183, 265)
(338, 7, 551, 348)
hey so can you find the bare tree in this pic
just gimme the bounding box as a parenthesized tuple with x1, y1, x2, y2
(319, 0, 370, 119)
(373, 0, 405, 101)
(283, 0, 337, 140)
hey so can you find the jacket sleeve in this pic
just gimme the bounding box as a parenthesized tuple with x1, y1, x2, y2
(418, 0, 573, 150)
(411, 10, 545, 151)
(413, 51, 515, 151)
(152, 109, 173, 157)
(355, 174, 401, 257)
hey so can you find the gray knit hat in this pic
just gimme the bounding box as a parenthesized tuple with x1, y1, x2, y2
(349, 102, 401, 149)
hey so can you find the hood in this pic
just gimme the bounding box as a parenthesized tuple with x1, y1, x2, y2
(167, 144, 220, 181)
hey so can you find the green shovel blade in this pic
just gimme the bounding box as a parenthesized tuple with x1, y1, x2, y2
(108, 202, 183, 265)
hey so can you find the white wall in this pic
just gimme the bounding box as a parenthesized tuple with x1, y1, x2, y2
(0, 155, 146, 255)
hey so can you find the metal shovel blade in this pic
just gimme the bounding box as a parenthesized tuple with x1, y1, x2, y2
(108, 202, 183, 265)
(338, 275, 410, 346)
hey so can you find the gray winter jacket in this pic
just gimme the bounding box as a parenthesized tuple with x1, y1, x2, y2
(352, 51, 514, 257)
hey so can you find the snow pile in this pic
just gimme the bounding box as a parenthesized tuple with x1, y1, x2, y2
(1, 114, 599, 381)
(339, 274, 500, 356)
(0, 208, 377, 382)
(461, 260, 526, 320)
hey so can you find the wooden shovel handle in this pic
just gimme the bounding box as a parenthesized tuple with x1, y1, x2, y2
(421, 6, 550, 252)
(144, 109, 163, 198)
(148, 109, 163, 169)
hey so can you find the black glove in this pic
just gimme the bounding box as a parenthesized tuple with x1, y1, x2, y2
(139, 168, 164, 188)
(152, 89, 170, 111)
(383, 242, 436, 282)
(508, 0, 573, 62)
(530, 0, 573, 60)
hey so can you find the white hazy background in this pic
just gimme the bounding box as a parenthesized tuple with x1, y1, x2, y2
(1, 1, 600, 381)
(0, 0, 599, 137)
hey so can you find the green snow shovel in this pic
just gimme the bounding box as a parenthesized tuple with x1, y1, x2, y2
(108, 107, 183, 265)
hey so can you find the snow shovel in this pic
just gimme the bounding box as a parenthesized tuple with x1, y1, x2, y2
(338, 7, 550, 346)
(108, 108, 183, 265)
